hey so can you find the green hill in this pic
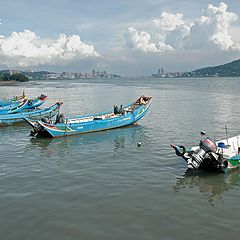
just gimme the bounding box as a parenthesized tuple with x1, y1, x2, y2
(0, 71, 29, 82)
(188, 59, 240, 77)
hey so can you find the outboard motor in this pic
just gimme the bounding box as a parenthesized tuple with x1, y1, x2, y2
(172, 137, 229, 172)
(188, 138, 217, 169)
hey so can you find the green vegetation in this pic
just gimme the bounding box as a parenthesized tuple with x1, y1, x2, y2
(186, 59, 240, 77)
(0, 72, 29, 82)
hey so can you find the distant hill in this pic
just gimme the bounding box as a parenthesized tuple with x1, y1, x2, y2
(22, 71, 55, 79)
(0, 71, 29, 82)
(188, 59, 240, 77)
(0, 70, 54, 80)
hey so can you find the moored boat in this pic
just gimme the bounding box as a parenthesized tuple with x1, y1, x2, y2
(24, 94, 48, 109)
(0, 93, 25, 107)
(0, 102, 63, 125)
(171, 135, 240, 173)
(0, 99, 29, 114)
(25, 95, 152, 138)
(0, 94, 48, 114)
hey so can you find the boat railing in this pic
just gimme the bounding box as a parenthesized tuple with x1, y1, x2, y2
(67, 112, 120, 124)
(68, 116, 94, 124)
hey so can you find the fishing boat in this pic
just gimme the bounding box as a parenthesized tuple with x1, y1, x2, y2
(0, 94, 47, 110)
(0, 93, 25, 107)
(25, 95, 152, 138)
(24, 94, 48, 109)
(171, 134, 240, 173)
(0, 99, 29, 114)
(0, 98, 23, 108)
(0, 102, 63, 125)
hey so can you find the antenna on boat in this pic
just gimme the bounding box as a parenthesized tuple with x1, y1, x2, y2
(225, 125, 229, 145)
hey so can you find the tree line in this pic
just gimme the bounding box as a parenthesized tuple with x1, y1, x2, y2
(0, 73, 29, 82)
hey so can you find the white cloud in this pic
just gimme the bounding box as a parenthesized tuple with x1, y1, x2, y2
(152, 12, 184, 32)
(0, 30, 99, 67)
(187, 2, 238, 50)
(124, 10, 186, 53)
(125, 27, 159, 52)
(125, 2, 240, 53)
(125, 26, 173, 53)
(166, 24, 191, 49)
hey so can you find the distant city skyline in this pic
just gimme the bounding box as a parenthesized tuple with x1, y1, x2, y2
(0, 68, 122, 80)
(0, 0, 240, 76)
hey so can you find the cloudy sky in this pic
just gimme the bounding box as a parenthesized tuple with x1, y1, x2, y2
(0, 0, 240, 75)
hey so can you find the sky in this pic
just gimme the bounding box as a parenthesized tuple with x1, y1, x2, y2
(0, 0, 240, 76)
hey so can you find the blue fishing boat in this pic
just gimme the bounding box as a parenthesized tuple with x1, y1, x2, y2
(0, 102, 63, 125)
(0, 98, 23, 108)
(0, 98, 25, 110)
(0, 93, 25, 107)
(25, 95, 152, 138)
(24, 94, 48, 109)
(0, 94, 48, 109)
(0, 99, 29, 114)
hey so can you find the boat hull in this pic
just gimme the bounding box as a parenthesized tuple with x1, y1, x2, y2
(0, 99, 28, 114)
(0, 102, 62, 125)
(0, 95, 24, 107)
(0, 95, 48, 113)
(28, 96, 152, 138)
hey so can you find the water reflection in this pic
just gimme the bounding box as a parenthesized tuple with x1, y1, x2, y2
(114, 137, 125, 149)
(173, 169, 240, 206)
(27, 124, 145, 158)
(29, 137, 72, 159)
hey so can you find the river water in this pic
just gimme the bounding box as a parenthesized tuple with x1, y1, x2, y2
(0, 77, 240, 240)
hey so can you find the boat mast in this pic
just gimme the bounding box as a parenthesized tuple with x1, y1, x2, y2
(225, 125, 229, 145)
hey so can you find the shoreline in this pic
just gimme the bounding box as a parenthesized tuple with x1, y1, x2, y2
(0, 80, 21, 86)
